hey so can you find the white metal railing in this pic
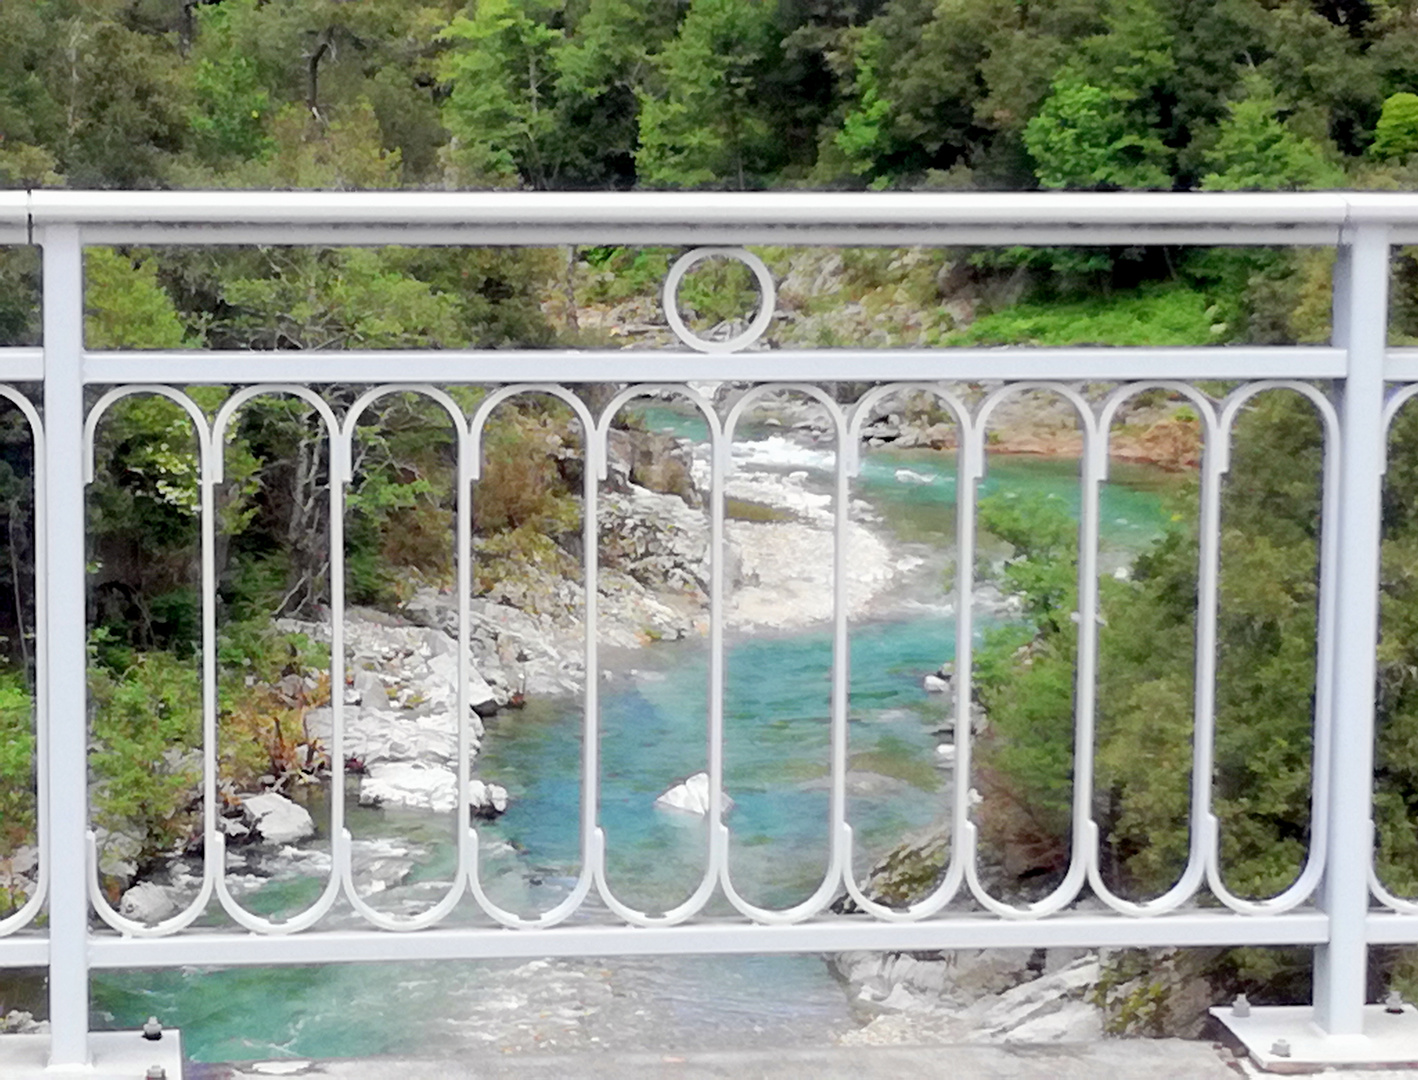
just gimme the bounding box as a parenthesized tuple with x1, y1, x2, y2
(0, 191, 1414, 1072)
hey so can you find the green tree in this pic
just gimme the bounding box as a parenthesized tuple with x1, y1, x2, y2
(185, 2, 276, 165)
(1025, 77, 1171, 189)
(554, 0, 676, 187)
(636, 0, 781, 188)
(1200, 73, 1344, 190)
(1373, 91, 1418, 160)
(440, 0, 565, 187)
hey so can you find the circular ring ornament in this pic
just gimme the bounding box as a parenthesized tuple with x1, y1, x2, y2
(662, 247, 776, 354)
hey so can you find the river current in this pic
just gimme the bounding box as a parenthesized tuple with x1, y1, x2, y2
(91, 432, 1176, 1063)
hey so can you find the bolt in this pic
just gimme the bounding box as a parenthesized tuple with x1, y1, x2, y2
(146, 1067, 166, 1080)
(1271, 1038, 1291, 1058)
(141, 1015, 162, 1041)
(1231, 993, 1251, 1018)
(1386, 990, 1406, 1014)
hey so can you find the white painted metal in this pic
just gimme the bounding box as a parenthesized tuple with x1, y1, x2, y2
(39, 225, 89, 1070)
(1205, 381, 1341, 918)
(1316, 225, 1389, 1035)
(0, 1030, 183, 1080)
(0, 388, 47, 941)
(9, 193, 1418, 1072)
(662, 247, 777, 353)
(0, 349, 46, 382)
(81, 346, 1348, 384)
(1088, 382, 1221, 917)
(1213, 1004, 1418, 1070)
(83, 910, 1332, 970)
(82, 387, 218, 939)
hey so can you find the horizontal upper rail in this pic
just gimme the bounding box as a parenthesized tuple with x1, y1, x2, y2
(0, 190, 1417, 245)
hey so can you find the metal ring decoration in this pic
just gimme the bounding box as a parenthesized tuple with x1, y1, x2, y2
(663, 247, 776, 354)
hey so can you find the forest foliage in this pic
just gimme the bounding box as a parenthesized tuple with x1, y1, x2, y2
(1, 0, 1417, 195)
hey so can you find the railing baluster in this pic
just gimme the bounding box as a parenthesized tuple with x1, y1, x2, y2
(40, 223, 90, 1068)
(1316, 223, 1391, 1033)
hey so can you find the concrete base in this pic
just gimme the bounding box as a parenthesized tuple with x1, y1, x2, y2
(189, 1041, 1240, 1080)
(1212, 1003, 1418, 1073)
(0, 1029, 184, 1079)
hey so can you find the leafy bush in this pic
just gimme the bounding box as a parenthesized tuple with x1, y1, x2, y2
(950, 283, 1217, 347)
(89, 650, 203, 866)
(0, 673, 34, 856)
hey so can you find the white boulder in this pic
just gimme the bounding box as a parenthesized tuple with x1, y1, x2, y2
(242, 792, 316, 844)
(359, 761, 458, 813)
(655, 772, 733, 817)
(352, 669, 389, 710)
(425, 652, 499, 717)
(118, 881, 177, 924)
(923, 674, 950, 693)
(467, 779, 510, 820)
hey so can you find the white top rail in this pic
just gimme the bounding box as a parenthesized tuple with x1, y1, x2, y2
(2, 189, 1418, 245)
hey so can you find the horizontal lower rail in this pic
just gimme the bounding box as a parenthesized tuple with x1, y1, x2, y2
(0, 937, 48, 968)
(82, 346, 1347, 384)
(0, 348, 45, 382)
(1364, 913, 1418, 944)
(86, 912, 1331, 969)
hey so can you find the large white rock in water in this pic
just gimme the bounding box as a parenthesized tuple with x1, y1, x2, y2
(655, 772, 733, 817)
(242, 792, 316, 844)
(467, 779, 510, 820)
(119, 881, 177, 924)
(360, 761, 458, 813)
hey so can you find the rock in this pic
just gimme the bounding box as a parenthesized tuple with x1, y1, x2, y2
(219, 816, 251, 842)
(605, 428, 701, 507)
(352, 669, 389, 711)
(348, 837, 416, 895)
(834, 822, 949, 912)
(91, 827, 144, 888)
(654, 771, 733, 816)
(971, 957, 1104, 1042)
(923, 674, 950, 693)
(1092, 947, 1217, 1037)
(242, 792, 316, 845)
(425, 652, 499, 717)
(360, 761, 458, 813)
(3, 1010, 47, 1034)
(467, 779, 510, 820)
(1003, 1000, 1104, 1042)
(119, 881, 177, 924)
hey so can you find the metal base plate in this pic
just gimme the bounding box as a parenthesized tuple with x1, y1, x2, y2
(1212, 1004, 1418, 1073)
(0, 1029, 183, 1079)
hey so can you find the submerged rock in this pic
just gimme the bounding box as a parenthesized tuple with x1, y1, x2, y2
(655, 772, 733, 816)
(242, 792, 316, 845)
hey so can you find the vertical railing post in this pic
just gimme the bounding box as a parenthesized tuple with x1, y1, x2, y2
(1315, 222, 1389, 1034)
(40, 225, 90, 1068)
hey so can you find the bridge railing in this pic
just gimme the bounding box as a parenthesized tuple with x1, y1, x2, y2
(0, 190, 1413, 1073)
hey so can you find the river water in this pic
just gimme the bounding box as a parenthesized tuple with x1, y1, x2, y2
(90, 433, 1177, 1063)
